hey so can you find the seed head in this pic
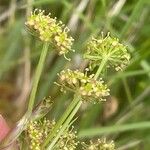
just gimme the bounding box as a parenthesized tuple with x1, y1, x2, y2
(56, 69, 110, 103)
(84, 33, 130, 71)
(25, 9, 74, 59)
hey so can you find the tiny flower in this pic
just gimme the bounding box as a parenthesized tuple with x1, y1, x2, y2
(82, 138, 115, 150)
(84, 33, 130, 71)
(56, 69, 110, 103)
(25, 9, 74, 59)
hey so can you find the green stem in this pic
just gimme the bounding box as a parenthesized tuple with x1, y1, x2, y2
(47, 101, 82, 150)
(94, 58, 108, 79)
(43, 93, 80, 147)
(27, 42, 49, 113)
(43, 55, 108, 148)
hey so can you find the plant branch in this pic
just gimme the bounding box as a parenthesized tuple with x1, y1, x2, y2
(94, 57, 108, 79)
(27, 43, 49, 114)
(47, 101, 82, 150)
(43, 93, 80, 147)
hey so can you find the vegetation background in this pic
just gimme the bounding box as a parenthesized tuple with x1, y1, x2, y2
(0, 0, 150, 149)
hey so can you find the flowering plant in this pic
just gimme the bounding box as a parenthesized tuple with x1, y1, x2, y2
(0, 9, 130, 150)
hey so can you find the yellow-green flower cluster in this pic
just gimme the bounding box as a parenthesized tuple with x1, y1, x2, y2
(25, 9, 74, 57)
(27, 118, 55, 150)
(84, 33, 130, 71)
(82, 138, 115, 150)
(54, 127, 79, 150)
(57, 69, 110, 102)
(26, 119, 78, 150)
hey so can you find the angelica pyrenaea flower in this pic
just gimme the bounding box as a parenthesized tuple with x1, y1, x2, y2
(56, 69, 110, 103)
(82, 138, 115, 150)
(26, 118, 78, 150)
(84, 33, 130, 71)
(25, 9, 74, 59)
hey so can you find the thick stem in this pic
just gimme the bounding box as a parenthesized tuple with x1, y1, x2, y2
(27, 43, 49, 113)
(94, 58, 108, 80)
(43, 93, 80, 147)
(47, 101, 82, 150)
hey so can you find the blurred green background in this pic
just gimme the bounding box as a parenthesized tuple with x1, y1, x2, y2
(0, 0, 150, 149)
